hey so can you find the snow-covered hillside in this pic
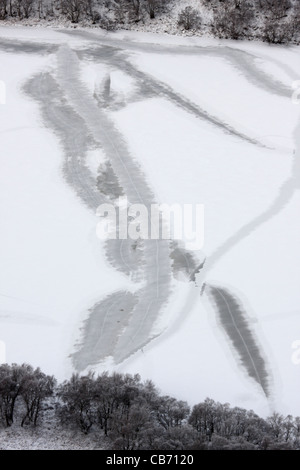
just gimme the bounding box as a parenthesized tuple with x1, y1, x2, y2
(0, 25, 299, 421)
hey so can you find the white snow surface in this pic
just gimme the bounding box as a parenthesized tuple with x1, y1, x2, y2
(0, 26, 299, 421)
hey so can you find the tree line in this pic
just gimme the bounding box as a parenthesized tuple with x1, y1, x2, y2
(179, 0, 300, 44)
(206, 0, 300, 44)
(0, 0, 299, 44)
(0, 0, 172, 28)
(1, 363, 300, 450)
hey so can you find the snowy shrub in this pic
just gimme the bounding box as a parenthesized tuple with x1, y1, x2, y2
(177, 6, 201, 31)
(258, 0, 292, 20)
(211, 1, 255, 40)
(261, 19, 295, 43)
(99, 15, 117, 30)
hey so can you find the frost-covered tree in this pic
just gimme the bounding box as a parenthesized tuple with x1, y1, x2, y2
(58, 372, 96, 434)
(21, 368, 55, 426)
(110, 403, 152, 450)
(261, 19, 295, 43)
(258, 0, 292, 19)
(22, 0, 34, 18)
(155, 396, 190, 430)
(0, 363, 32, 426)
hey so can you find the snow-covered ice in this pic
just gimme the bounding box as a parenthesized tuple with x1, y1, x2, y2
(0, 26, 299, 418)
